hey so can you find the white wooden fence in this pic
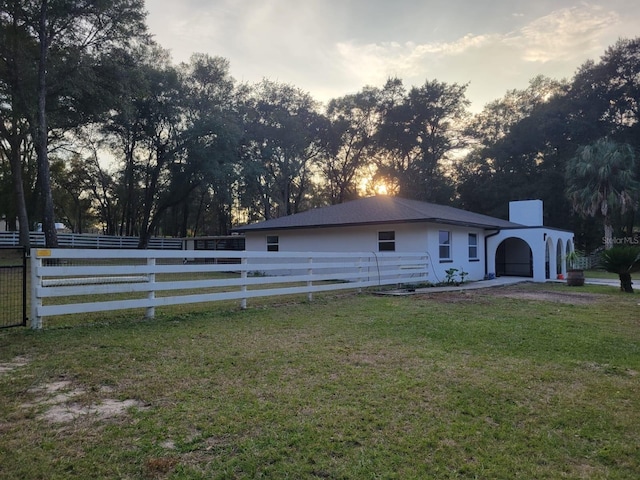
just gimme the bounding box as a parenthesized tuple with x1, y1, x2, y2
(30, 249, 429, 329)
(0, 232, 182, 249)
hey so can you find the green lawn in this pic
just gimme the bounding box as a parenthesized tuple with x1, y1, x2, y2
(584, 269, 620, 280)
(1, 282, 638, 479)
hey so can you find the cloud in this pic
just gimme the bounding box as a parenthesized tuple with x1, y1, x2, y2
(512, 5, 620, 63)
(145, 1, 635, 110)
(413, 34, 495, 56)
(335, 33, 494, 87)
(333, 3, 623, 101)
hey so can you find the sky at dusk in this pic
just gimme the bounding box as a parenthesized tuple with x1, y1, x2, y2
(144, 0, 639, 111)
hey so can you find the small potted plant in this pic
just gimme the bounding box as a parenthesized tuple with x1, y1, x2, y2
(565, 249, 585, 286)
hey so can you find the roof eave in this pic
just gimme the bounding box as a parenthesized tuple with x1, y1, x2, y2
(233, 217, 519, 233)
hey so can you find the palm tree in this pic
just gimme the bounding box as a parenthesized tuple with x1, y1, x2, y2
(565, 138, 639, 249)
(600, 246, 640, 293)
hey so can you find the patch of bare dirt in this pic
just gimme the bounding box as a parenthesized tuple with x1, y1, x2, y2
(2, 358, 142, 423)
(0, 355, 30, 375)
(413, 291, 491, 304)
(143, 456, 179, 479)
(25, 378, 146, 423)
(416, 285, 605, 305)
(486, 286, 605, 305)
(41, 398, 145, 423)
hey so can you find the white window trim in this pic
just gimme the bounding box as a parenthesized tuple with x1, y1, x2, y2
(439, 230, 452, 262)
(378, 231, 396, 252)
(469, 233, 479, 260)
(266, 235, 279, 252)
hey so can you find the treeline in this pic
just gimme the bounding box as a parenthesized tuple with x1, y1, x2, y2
(1, 2, 639, 250)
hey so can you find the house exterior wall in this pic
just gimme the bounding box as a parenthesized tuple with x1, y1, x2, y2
(244, 222, 488, 283)
(509, 199, 543, 226)
(240, 199, 575, 284)
(486, 228, 574, 282)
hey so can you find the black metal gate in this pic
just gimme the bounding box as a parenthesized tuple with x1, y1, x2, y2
(0, 247, 27, 328)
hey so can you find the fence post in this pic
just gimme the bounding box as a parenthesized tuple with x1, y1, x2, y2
(146, 257, 155, 318)
(358, 256, 363, 293)
(21, 246, 27, 327)
(421, 255, 428, 283)
(307, 257, 313, 302)
(240, 257, 248, 309)
(30, 249, 43, 329)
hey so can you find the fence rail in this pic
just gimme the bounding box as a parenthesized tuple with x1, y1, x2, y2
(30, 249, 429, 329)
(0, 232, 182, 249)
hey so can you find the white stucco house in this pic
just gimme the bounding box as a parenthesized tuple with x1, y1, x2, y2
(233, 196, 575, 283)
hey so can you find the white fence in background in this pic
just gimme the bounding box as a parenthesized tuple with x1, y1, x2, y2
(30, 249, 429, 329)
(0, 232, 182, 249)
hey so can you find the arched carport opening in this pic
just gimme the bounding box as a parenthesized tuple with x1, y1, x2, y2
(545, 236, 568, 280)
(565, 239, 574, 270)
(495, 237, 533, 277)
(556, 239, 564, 276)
(486, 227, 574, 283)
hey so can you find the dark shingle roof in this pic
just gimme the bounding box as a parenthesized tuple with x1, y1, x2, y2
(234, 196, 523, 232)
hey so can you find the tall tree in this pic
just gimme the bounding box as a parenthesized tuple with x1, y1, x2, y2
(466, 75, 567, 147)
(50, 154, 95, 233)
(105, 49, 240, 245)
(375, 78, 469, 203)
(568, 38, 640, 237)
(2, 0, 147, 247)
(0, 0, 39, 246)
(103, 47, 150, 237)
(457, 76, 569, 218)
(175, 53, 240, 236)
(80, 136, 118, 235)
(569, 38, 640, 146)
(135, 59, 183, 248)
(104, 44, 183, 247)
(239, 80, 326, 220)
(565, 138, 639, 249)
(321, 86, 381, 204)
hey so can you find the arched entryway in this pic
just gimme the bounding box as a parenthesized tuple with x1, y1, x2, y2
(556, 239, 564, 277)
(565, 240, 574, 270)
(495, 237, 533, 277)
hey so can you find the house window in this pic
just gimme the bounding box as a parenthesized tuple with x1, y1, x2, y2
(439, 230, 451, 260)
(266, 235, 279, 252)
(378, 231, 395, 251)
(468, 233, 478, 260)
